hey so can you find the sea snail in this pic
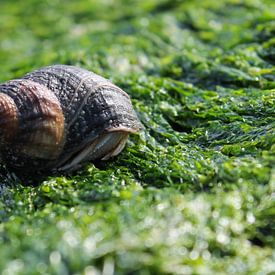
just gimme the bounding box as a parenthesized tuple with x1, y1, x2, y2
(0, 65, 141, 176)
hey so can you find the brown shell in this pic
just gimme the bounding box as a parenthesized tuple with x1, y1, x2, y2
(0, 65, 141, 176)
(0, 92, 18, 142)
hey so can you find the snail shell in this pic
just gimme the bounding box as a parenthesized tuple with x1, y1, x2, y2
(0, 65, 141, 176)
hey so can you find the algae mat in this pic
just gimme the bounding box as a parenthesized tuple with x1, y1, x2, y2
(0, 0, 274, 274)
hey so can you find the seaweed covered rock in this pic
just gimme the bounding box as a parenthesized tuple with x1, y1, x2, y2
(0, 0, 274, 274)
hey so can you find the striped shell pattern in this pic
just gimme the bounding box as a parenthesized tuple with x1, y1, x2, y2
(0, 65, 141, 176)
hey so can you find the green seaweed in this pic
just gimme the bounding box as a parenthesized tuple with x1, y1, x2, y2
(0, 0, 274, 274)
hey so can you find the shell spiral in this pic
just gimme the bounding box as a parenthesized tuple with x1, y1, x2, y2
(0, 65, 141, 176)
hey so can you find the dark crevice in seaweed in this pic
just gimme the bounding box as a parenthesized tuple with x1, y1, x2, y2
(165, 117, 193, 133)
